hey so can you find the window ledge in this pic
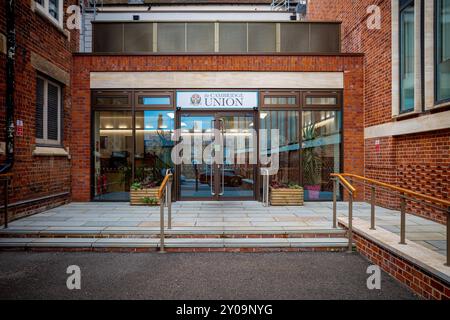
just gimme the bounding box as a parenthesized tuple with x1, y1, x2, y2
(427, 101, 450, 111)
(392, 109, 421, 121)
(32, 2, 70, 39)
(33, 146, 70, 158)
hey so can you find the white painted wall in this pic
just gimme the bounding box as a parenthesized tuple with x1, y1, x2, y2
(90, 72, 344, 89)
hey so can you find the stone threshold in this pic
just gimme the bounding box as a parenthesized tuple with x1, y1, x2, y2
(0, 237, 349, 251)
(0, 227, 347, 239)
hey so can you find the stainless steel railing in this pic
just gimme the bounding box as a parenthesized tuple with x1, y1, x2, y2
(261, 168, 270, 207)
(332, 173, 450, 266)
(158, 172, 173, 253)
(331, 174, 356, 252)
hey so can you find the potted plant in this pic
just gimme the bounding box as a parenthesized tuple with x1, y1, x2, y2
(269, 181, 304, 206)
(130, 178, 161, 206)
(302, 124, 322, 200)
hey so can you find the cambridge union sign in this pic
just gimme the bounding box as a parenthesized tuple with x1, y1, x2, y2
(176, 91, 258, 109)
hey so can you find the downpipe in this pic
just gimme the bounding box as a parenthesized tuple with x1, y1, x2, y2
(0, 0, 16, 174)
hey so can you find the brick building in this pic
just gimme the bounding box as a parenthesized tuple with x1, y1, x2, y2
(0, 1, 447, 223)
(0, 0, 78, 223)
(308, 0, 450, 223)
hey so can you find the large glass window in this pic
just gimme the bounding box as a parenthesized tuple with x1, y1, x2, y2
(436, 0, 450, 102)
(302, 110, 341, 201)
(93, 111, 133, 201)
(400, 0, 415, 112)
(134, 111, 175, 186)
(259, 111, 300, 186)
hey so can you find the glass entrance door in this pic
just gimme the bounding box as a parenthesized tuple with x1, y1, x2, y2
(178, 112, 256, 200)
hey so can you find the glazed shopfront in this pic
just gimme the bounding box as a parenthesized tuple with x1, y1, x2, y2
(91, 87, 343, 202)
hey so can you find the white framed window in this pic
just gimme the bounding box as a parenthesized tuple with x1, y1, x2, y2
(34, 0, 63, 28)
(36, 76, 62, 145)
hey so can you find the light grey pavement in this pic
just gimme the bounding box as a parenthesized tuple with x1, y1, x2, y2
(1, 201, 446, 256)
(0, 251, 419, 300)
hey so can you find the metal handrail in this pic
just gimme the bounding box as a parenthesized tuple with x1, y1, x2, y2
(158, 172, 173, 253)
(332, 173, 450, 266)
(340, 173, 450, 208)
(261, 168, 270, 207)
(330, 174, 355, 252)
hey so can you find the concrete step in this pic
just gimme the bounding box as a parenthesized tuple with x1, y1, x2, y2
(0, 227, 347, 239)
(0, 237, 351, 252)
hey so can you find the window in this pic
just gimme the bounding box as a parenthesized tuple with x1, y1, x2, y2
(303, 92, 340, 107)
(124, 23, 153, 53)
(186, 23, 214, 53)
(93, 23, 123, 53)
(135, 92, 173, 109)
(280, 23, 310, 52)
(302, 110, 342, 200)
(248, 23, 276, 52)
(219, 23, 247, 53)
(36, 76, 62, 145)
(157, 23, 186, 53)
(399, 0, 415, 112)
(261, 92, 299, 108)
(260, 111, 301, 186)
(436, 0, 450, 102)
(34, 0, 63, 27)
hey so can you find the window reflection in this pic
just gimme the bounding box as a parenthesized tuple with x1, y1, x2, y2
(260, 110, 300, 185)
(302, 111, 341, 200)
(94, 111, 133, 201)
(135, 111, 175, 186)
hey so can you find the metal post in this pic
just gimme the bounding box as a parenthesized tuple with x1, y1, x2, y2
(347, 193, 353, 253)
(167, 178, 172, 230)
(264, 174, 268, 207)
(446, 207, 449, 266)
(370, 186, 376, 230)
(159, 194, 165, 253)
(332, 178, 337, 228)
(3, 179, 8, 229)
(399, 195, 406, 245)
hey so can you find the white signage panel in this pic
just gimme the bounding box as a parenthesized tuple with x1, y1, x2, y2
(176, 91, 258, 109)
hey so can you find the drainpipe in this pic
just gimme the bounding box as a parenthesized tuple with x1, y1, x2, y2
(0, 0, 15, 174)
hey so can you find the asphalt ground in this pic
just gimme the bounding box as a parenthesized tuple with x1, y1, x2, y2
(0, 251, 419, 300)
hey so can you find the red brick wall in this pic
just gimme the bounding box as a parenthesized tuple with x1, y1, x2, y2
(309, 1, 449, 223)
(0, 0, 78, 223)
(309, 0, 392, 127)
(71, 54, 365, 201)
(352, 232, 450, 300)
(365, 129, 450, 224)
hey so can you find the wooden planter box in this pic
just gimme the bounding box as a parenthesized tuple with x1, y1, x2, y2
(130, 188, 160, 206)
(270, 187, 304, 206)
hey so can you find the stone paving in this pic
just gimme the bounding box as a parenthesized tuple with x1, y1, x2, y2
(1, 201, 446, 256)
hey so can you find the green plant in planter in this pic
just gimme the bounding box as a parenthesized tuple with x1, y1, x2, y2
(141, 197, 158, 205)
(131, 182, 142, 191)
(302, 124, 322, 186)
(288, 183, 302, 189)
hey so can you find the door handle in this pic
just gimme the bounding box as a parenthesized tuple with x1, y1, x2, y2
(210, 119, 216, 196)
(219, 119, 225, 196)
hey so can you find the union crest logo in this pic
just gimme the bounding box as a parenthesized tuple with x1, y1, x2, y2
(190, 94, 201, 106)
